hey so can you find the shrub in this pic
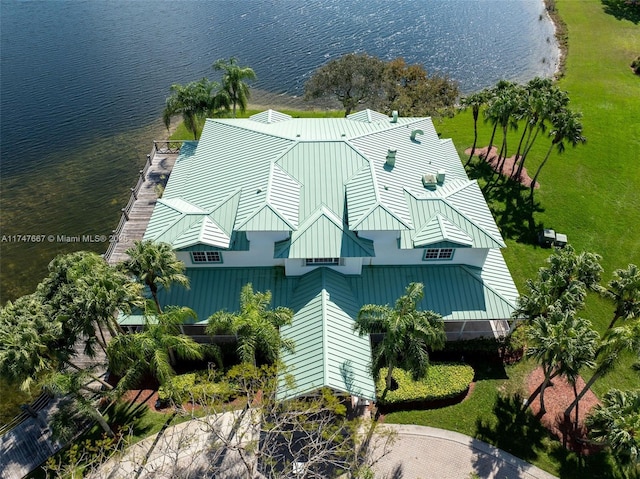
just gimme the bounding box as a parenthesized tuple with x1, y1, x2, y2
(632, 56, 640, 75)
(376, 363, 474, 405)
(158, 371, 236, 405)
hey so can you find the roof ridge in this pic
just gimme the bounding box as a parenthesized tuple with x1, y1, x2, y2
(459, 265, 517, 309)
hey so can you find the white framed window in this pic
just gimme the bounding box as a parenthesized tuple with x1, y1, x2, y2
(305, 257, 340, 266)
(191, 251, 222, 263)
(423, 248, 454, 261)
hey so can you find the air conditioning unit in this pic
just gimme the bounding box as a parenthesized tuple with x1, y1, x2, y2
(422, 173, 437, 189)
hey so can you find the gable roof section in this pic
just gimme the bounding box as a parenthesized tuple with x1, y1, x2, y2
(250, 109, 292, 124)
(347, 109, 390, 123)
(279, 267, 376, 400)
(412, 214, 474, 248)
(274, 206, 374, 259)
(401, 188, 505, 249)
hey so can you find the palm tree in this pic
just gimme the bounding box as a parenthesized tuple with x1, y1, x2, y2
(604, 264, 640, 330)
(564, 321, 640, 425)
(207, 283, 295, 366)
(529, 108, 586, 201)
(526, 308, 599, 414)
(515, 246, 603, 320)
(0, 294, 113, 392)
(460, 90, 489, 167)
(38, 251, 142, 355)
(107, 306, 203, 395)
(511, 78, 569, 181)
(353, 282, 446, 398)
(585, 389, 640, 479)
(163, 78, 229, 139)
(213, 57, 257, 117)
(122, 240, 189, 314)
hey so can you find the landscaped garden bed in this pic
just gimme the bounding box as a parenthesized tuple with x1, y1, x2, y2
(376, 364, 475, 413)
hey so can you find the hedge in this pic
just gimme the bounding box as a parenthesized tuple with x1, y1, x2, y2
(376, 363, 474, 405)
(158, 371, 236, 404)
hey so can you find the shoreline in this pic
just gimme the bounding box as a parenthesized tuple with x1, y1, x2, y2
(544, 0, 569, 79)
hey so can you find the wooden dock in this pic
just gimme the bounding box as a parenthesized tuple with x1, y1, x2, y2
(105, 142, 180, 266)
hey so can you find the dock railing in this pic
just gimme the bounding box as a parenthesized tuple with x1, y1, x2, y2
(103, 141, 182, 263)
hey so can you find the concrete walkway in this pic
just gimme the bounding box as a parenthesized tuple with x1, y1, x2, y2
(375, 424, 557, 479)
(92, 414, 558, 479)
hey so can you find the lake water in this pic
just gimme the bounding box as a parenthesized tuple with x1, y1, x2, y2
(0, 0, 558, 302)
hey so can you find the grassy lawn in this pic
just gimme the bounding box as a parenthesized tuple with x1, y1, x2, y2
(386, 1, 639, 476)
(156, 3, 639, 476)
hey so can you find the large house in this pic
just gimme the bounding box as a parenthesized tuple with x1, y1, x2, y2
(125, 109, 519, 400)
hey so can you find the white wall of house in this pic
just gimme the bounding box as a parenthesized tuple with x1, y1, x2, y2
(177, 231, 289, 268)
(358, 230, 489, 268)
(283, 256, 362, 276)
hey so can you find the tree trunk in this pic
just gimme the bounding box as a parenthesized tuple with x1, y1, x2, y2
(538, 371, 551, 414)
(516, 123, 542, 180)
(66, 361, 113, 390)
(464, 110, 480, 167)
(93, 407, 115, 437)
(607, 312, 622, 330)
(150, 283, 163, 314)
(564, 370, 600, 422)
(529, 143, 554, 201)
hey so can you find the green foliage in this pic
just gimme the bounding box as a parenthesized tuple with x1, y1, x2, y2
(376, 364, 474, 405)
(586, 389, 640, 478)
(207, 283, 294, 366)
(157, 371, 236, 404)
(212, 57, 257, 117)
(304, 53, 459, 117)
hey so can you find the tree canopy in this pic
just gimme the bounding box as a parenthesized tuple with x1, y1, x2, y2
(304, 53, 459, 117)
(207, 283, 294, 366)
(354, 282, 446, 397)
(213, 57, 257, 118)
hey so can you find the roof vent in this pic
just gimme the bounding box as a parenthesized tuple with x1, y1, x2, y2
(422, 173, 437, 190)
(391, 111, 398, 123)
(410, 129, 424, 142)
(437, 169, 446, 184)
(385, 149, 397, 168)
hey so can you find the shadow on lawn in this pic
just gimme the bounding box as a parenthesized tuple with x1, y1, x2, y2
(474, 394, 618, 479)
(475, 394, 549, 463)
(106, 399, 156, 439)
(466, 159, 545, 245)
(601, 0, 640, 24)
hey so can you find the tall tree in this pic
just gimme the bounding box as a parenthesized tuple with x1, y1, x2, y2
(304, 53, 386, 116)
(529, 108, 586, 201)
(107, 306, 203, 395)
(207, 283, 295, 366)
(585, 389, 640, 479)
(37, 251, 141, 355)
(0, 294, 112, 392)
(122, 240, 189, 314)
(379, 57, 459, 117)
(515, 246, 604, 320)
(163, 78, 229, 139)
(511, 78, 569, 181)
(564, 321, 640, 425)
(354, 282, 446, 398)
(604, 264, 640, 330)
(526, 308, 599, 414)
(212, 57, 257, 117)
(460, 90, 489, 167)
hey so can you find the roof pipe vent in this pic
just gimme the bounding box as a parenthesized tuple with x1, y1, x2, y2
(410, 129, 424, 142)
(437, 169, 446, 184)
(385, 149, 397, 168)
(391, 110, 398, 123)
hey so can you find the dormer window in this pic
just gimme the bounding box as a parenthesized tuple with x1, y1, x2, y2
(191, 251, 222, 263)
(423, 248, 454, 261)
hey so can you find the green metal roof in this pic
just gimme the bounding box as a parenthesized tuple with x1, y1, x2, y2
(144, 111, 506, 255)
(279, 267, 376, 400)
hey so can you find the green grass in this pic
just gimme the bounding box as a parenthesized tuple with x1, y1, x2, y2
(385, 359, 618, 478)
(387, 1, 639, 476)
(168, 108, 345, 140)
